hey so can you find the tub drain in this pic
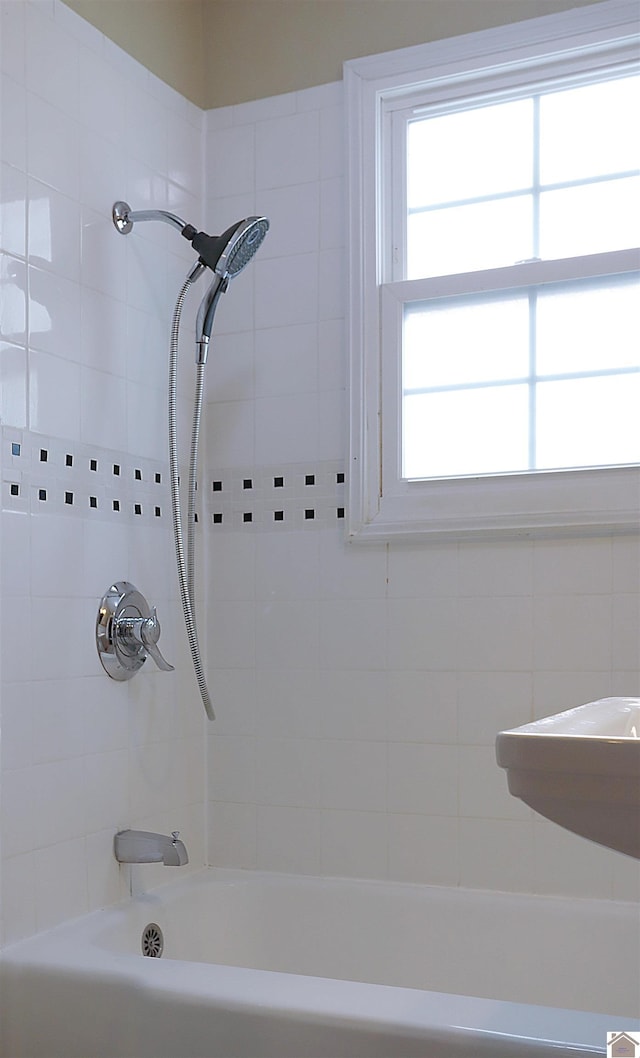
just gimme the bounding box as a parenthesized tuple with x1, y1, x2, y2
(141, 922, 164, 958)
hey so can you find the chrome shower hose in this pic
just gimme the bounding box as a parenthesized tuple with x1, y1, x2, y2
(169, 278, 215, 721)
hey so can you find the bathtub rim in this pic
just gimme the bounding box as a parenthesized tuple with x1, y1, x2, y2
(1, 866, 638, 1058)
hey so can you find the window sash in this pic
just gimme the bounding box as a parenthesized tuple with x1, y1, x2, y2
(381, 247, 640, 489)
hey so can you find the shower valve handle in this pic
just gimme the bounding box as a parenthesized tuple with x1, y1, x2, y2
(96, 582, 175, 681)
(139, 608, 174, 672)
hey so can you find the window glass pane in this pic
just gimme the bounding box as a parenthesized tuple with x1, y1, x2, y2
(403, 385, 530, 479)
(407, 98, 533, 207)
(540, 75, 640, 185)
(536, 374, 640, 469)
(404, 295, 529, 390)
(537, 277, 640, 376)
(407, 195, 532, 279)
(539, 175, 640, 259)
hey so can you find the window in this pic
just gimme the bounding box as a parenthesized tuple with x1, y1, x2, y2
(346, 0, 640, 540)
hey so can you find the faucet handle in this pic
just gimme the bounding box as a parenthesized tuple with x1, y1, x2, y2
(171, 831, 180, 842)
(97, 582, 175, 681)
(140, 608, 174, 672)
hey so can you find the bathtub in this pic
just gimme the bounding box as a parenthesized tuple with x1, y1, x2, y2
(1, 868, 638, 1058)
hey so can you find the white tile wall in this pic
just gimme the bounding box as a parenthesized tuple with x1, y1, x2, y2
(0, 0, 207, 946)
(203, 80, 640, 904)
(1, 0, 638, 954)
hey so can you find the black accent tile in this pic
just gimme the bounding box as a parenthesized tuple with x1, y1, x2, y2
(11, 442, 21, 456)
(89, 496, 98, 508)
(10, 483, 19, 496)
(274, 510, 284, 521)
(112, 499, 120, 512)
(274, 476, 284, 488)
(305, 474, 315, 486)
(155, 472, 162, 484)
(65, 491, 73, 505)
(40, 448, 48, 462)
(155, 506, 161, 518)
(337, 507, 345, 518)
(113, 463, 120, 476)
(65, 454, 73, 467)
(243, 478, 252, 490)
(305, 509, 315, 520)
(213, 480, 222, 492)
(213, 512, 223, 524)
(90, 458, 98, 471)
(39, 488, 47, 501)
(134, 468, 142, 481)
(336, 472, 345, 484)
(243, 512, 253, 523)
(134, 503, 142, 515)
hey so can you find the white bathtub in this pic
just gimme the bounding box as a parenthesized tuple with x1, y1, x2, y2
(1, 868, 638, 1057)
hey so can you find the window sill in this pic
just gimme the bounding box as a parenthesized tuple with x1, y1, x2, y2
(347, 465, 640, 543)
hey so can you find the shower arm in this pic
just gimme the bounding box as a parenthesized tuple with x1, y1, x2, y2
(113, 201, 188, 236)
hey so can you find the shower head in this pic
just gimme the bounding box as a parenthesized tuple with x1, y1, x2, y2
(189, 218, 269, 363)
(112, 202, 270, 364)
(182, 217, 269, 280)
(112, 202, 269, 281)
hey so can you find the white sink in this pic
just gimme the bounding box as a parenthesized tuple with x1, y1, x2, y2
(496, 697, 640, 858)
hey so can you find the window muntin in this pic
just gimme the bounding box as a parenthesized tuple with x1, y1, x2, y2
(400, 70, 639, 483)
(402, 274, 640, 481)
(404, 72, 640, 282)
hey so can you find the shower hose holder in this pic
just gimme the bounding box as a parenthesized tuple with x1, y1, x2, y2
(96, 581, 174, 681)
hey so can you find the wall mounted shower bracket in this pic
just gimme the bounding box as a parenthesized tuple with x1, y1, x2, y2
(96, 581, 174, 681)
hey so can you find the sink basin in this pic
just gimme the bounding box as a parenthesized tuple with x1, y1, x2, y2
(496, 697, 640, 858)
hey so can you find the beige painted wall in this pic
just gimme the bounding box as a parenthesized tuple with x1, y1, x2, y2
(65, 0, 605, 108)
(63, 0, 206, 105)
(203, 0, 604, 107)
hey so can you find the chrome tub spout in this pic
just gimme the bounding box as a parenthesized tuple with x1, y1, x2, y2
(114, 829, 188, 866)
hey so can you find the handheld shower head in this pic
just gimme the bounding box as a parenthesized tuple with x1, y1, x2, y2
(112, 203, 269, 282)
(182, 217, 269, 279)
(190, 217, 270, 363)
(112, 202, 270, 363)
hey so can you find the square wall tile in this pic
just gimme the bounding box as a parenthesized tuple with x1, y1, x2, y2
(386, 670, 458, 744)
(1, 73, 27, 172)
(27, 93, 80, 200)
(206, 123, 255, 199)
(208, 802, 257, 868)
(320, 810, 388, 880)
(533, 595, 613, 671)
(458, 818, 536, 893)
(1, 852, 37, 945)
(388, 814, 459, 887)
(319, 741, 387, 813)
(259, 183, 320, 259)
(1, 162, 27, 257)
(0, 254, 27, 344)
(254, 737, 320, 808)
(256, 806, 321, 874)
(34, 838, 88, 932)
(255, 110, 320, 190)
(254, 252, 318, 330)
(388, 742, 458, 817)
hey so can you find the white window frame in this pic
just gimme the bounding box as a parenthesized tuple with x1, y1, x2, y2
(345, 0, 640, 542)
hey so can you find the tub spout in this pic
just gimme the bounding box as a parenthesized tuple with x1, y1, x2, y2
(163, 832, 189, 866)
(114, 829, 189, 866)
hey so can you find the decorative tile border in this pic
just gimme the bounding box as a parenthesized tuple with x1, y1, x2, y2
(1, 428, 170, 524)
(206, 460, 346, 531)
(1, 429, 347, 532)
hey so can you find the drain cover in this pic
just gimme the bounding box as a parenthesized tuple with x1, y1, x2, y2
(141, 922, 164, 958)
